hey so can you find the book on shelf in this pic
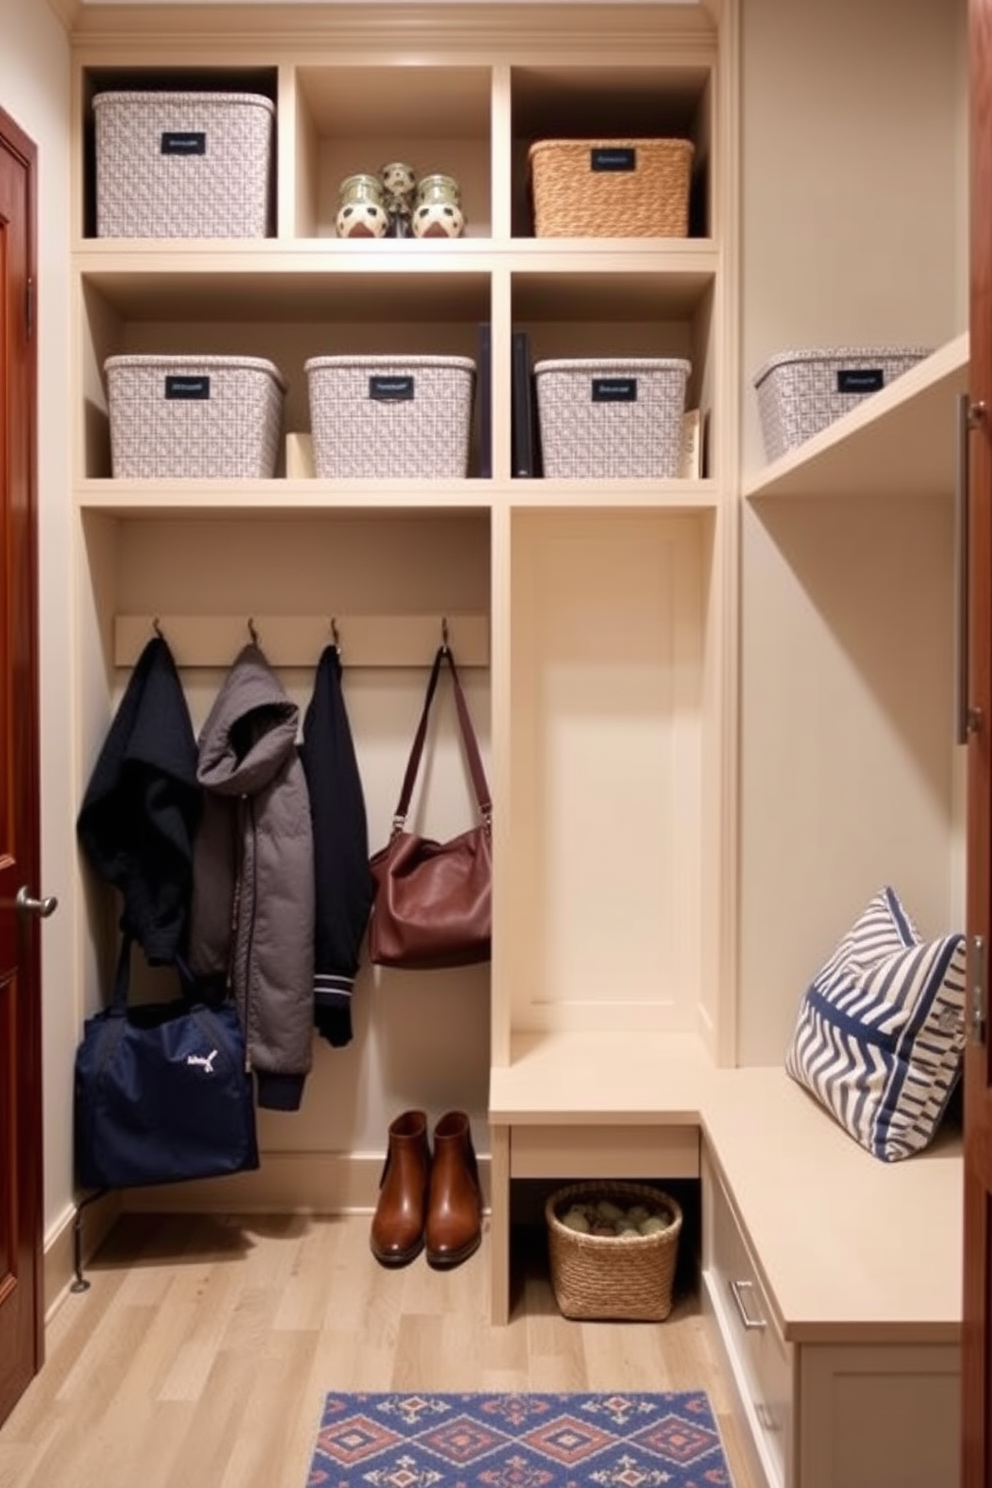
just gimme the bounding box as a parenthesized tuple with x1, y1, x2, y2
(512, 329, 538, 478)
(476, 322, 492, 479)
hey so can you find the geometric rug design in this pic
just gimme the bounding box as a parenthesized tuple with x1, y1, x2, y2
(307, 1392, 735, 1487)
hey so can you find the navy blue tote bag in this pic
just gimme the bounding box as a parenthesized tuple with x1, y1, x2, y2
(74, 935, 259, 1190)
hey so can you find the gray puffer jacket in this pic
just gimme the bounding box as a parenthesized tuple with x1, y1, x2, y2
(189, 643, 314, 1111)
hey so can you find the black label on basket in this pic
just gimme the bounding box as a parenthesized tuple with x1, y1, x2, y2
(369, 375, 415, 401)
(591, 147, 636, 172)
(837, 367, 884, 394)
(161, 131, 207, 156)
(165, 375, 211, 400)
(592, 377, 638, 402)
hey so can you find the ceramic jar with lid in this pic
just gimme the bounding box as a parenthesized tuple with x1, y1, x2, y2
(412, 173, 465, 238)
(335, 173, 389, 238)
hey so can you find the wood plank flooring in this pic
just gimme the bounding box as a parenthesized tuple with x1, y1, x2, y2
(0, 1212, 758, 1488)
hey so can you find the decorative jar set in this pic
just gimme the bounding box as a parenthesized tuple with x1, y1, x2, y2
(335, 162, 465, 239)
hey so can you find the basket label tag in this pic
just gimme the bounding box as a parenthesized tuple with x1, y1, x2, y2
(165, 375, 211, 400)
(592, 377, 638, 402)
(161, 131, 207, 156)
(370, 375, 415, 401)
(591, 147, 636, 172)
(837, 367, 884, 394)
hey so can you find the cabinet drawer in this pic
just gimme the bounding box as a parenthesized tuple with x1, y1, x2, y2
(704, 1152, 793, 1488)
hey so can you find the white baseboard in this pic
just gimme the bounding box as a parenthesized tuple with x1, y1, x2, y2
(118, 1151, 492, 1215)
(44, 1190, 121, 1319)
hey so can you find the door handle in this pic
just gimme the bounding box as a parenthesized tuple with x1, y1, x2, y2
(16, 885, 58, 918)
(955, 394, 985, 743)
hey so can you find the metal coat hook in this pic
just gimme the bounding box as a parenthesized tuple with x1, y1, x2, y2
(330, 616, 341, 653)
(441, 617, 450, 653)
(152, 616, 164, 638)
(247, 617, 259, 645)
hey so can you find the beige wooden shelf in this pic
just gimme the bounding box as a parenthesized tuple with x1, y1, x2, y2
(74, 478, 496, 515)
(743, 333, 970, 503)
(489, 1028, 714, 1123)
(75, 479, 719, 516)
(74, 241, 719, 319)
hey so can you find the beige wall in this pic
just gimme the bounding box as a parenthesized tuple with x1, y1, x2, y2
(737, 0, 969, 1063)
(0, 4, 75, 1244)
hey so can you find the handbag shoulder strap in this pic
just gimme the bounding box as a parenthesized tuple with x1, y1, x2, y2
(393, 645, 492, 832)
(109, 932, 133, 1014)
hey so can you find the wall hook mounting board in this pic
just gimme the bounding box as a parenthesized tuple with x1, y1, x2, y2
(114, 613, 490, 669)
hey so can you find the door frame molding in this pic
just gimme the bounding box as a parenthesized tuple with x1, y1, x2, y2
(0, 97, 43, 1416)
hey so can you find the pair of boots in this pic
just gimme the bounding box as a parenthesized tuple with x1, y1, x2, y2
(370, 1109, 482, 1269)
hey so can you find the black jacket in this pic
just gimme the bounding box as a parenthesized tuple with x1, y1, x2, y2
(77, 635, 201, 964)
(299, 644, 374, 1046)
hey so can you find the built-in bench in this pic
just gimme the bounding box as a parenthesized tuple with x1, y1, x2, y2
(488, 1033, 963, 1488)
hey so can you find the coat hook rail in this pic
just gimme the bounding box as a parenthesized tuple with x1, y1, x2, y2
(117, 613, 490, 670)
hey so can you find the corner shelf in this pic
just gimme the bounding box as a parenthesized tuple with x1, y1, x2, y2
(743, 332, 969, 502)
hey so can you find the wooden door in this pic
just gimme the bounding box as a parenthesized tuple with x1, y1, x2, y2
(965, 0, 992, 1478)
(0, 105, 44, 1430)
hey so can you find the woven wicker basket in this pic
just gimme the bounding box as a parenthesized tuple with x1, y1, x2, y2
(93, 91, 274, 238)
(305, 355, 476, 478)
(105, 354, 286, 478)
(545, 1181, 683, 1322)
(535, 357, 690, 478)
(528, 138, 694, 238)
(753, 345, 932, 462)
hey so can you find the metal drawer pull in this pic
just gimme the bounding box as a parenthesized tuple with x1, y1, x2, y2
(730, 1278, 767, 1330)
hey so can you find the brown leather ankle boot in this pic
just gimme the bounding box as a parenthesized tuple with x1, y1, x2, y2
(425, 1110, 482, 1268)
(370, 1109, 431, 1266)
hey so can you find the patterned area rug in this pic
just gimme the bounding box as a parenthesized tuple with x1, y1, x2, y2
(307, 1391, 735, 1487)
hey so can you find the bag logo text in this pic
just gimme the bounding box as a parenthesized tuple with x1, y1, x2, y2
(187, 1049, 218, 1073)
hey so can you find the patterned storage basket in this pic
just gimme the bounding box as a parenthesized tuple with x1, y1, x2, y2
(93, 91, 274, 238)
(528, 138, 694, 238)
(545, 1181, 683, 1322)
(535, 357, 690, 478)
(305, 355, 476, 478)
(753, 345, 932, 462)
(105, 354, 286, 478)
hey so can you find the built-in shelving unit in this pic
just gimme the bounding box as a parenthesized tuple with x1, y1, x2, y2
(64, 3, 969, 1483)
(68, 0, 735, 1291)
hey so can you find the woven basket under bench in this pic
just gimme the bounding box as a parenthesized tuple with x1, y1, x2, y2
(545, 1180, 683, 1322)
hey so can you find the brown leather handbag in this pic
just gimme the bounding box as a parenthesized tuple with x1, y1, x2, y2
(368, 644, 492, 970)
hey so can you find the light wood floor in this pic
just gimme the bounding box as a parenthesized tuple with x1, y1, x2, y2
(0, 1211, 758, 1488)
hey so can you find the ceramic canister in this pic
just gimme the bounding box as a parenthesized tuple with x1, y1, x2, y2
(336, 172, 389, 238)
(412, 172, 465, 238)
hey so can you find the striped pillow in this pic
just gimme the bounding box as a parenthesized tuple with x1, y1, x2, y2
(785, 886, 966, 1162)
